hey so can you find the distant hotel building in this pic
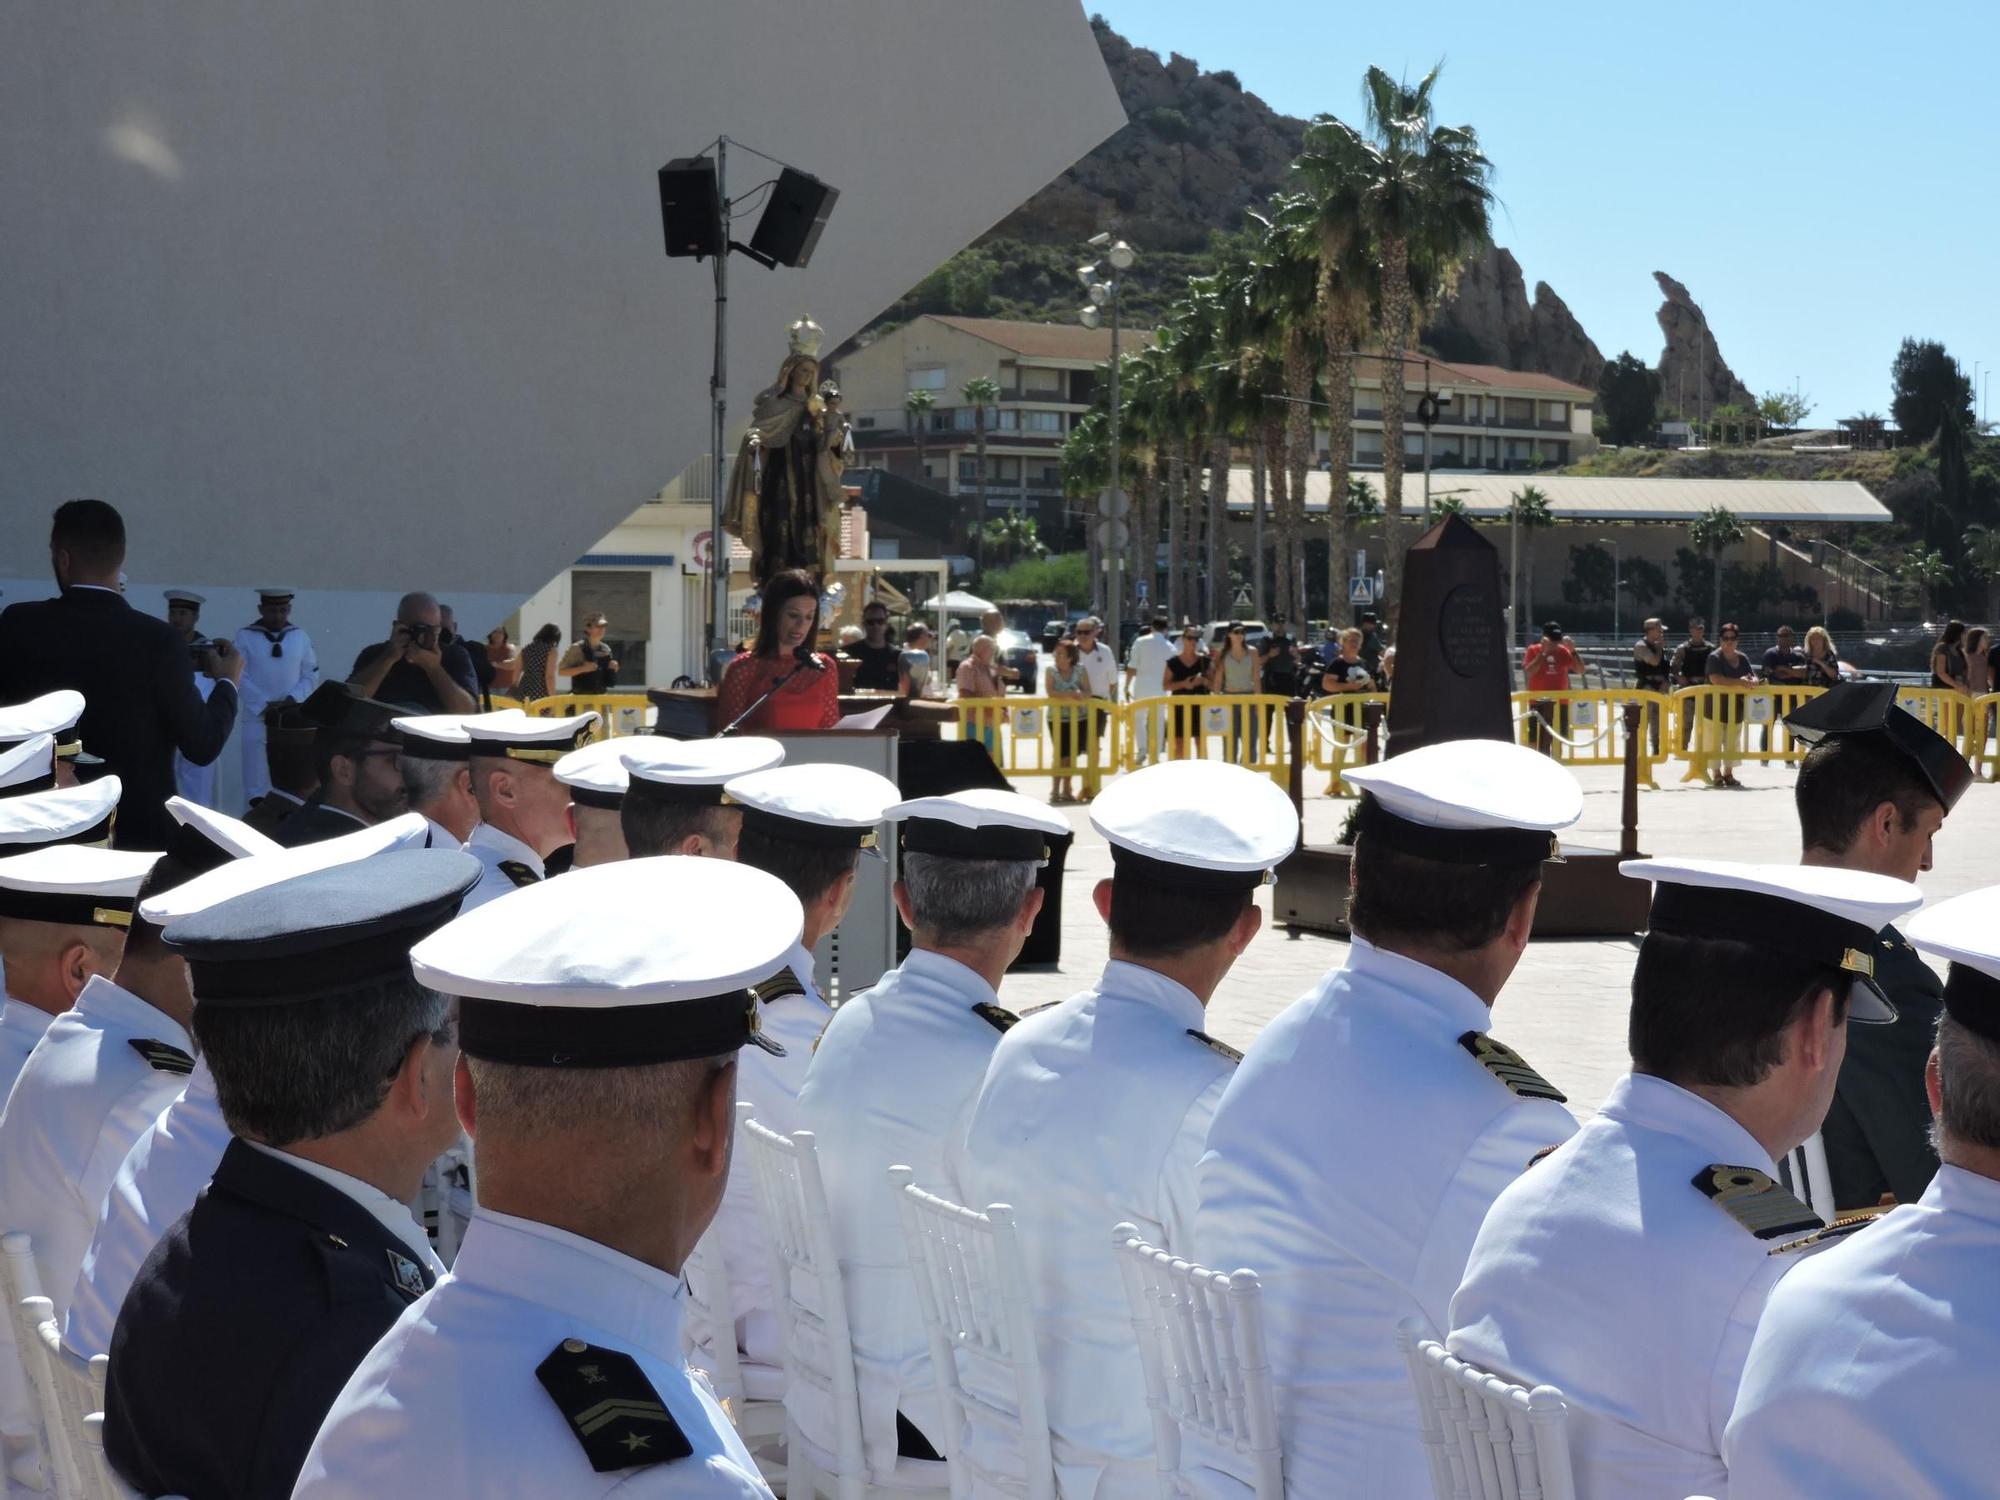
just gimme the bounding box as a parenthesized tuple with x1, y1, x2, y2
(1336, 353, 1597, 472)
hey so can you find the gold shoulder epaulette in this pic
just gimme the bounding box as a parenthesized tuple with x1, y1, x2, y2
(750, 971, 807, 1006)
(128, 1039, 194, 1076)
(497, 860, 541, 889)
(1767, 1209, 1883, 1256)
(971, 1002, 1020, 1033)
(1458, 1031, 1567, 1103)
(1694, 1164, 1823, 1241)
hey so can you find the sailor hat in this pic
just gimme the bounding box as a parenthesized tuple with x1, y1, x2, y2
(0, 691, 86, 757)
(1344, 739, 1583, 865)
(163, 589, 205, 608)
(140, 811, 432, 924)
(255, 587, 295, 602)
(163, 797, 280, 875)
(1784, 681, 1974, 812)
(0, 778, 123, 851)
(461, 709, 600, 765)
(888, 788, 1068, 863)
(392, 714, 475, 763)
(162, 848, 481, 1008)
(1090, 760, 1296, 891)
(552, 737, 637, 811)
(1908, 887, 2000, 1046)
(1620, 857, 1924, 1022)
(0, 736, 57, 799)
(411, 857, 804, 1067)
(620, 737, 787, 809)
(723, 764, 901, 851)
(0, 844, 158, 930)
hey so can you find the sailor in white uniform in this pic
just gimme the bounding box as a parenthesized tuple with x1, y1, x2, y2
(710, 761, 899, 1373)
(959, 760, 1296, 1499)
(232, 587, 320, 803)
(294, 857, 803, 1498)
(62, 813, 431, 1360)
(796, 788, 1061, 1471)
(551, 736, 633, 868)
(458, 709, 598, 910)
(1192, 740, 1583, 1499)
(1724, 883, 2000, 1500)
(1449, 857, 1923, 1500)
(392, 714, 480, 849)
(617, 736, 786, 862)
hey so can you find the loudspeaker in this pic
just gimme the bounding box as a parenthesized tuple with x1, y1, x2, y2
(747, 168, 839, 269)
(657, 157, 721, 259)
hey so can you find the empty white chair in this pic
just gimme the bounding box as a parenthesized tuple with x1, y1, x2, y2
(3, 1229, 52, 1492)
(84, 1411, 187, 1500)
(891, 1168, 1055, 1500)
(420, 1136, 476, 1266)
(743, 1119, 947, 1500)
(1780, 1129, 1837, 1226)
(1112, 1224, 1282, 1500)
(13, 1296, 91, 1500)
(682, 1104, 787, 1473)
(1397, 1317, 1576, 1500)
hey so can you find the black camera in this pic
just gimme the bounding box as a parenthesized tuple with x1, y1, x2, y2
(187, 636, 213, 664)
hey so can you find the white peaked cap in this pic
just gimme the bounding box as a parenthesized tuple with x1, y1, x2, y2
(1090, 760, 1296, 889)
(140, 811, 432, 923)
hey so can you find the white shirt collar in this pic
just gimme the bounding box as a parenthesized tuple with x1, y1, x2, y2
(898, 948, 999, 1010)
(73, 974, 190, 1051)
(243, 1141, 442, 1272)
(1923, 1162, 2000, 1225)
(424, 817, 464, 850)
(1, 997, 53, 1035)
(1341, 934, 1494, 1036)
(785, 942, 822, 1000)
(471, 820, 542, 871)
(67, 584, 122, 596)
(1598, 1072, 1780, 1177)
(452, 1206, 685, 1361)
(1096, 958, 1204, 1028)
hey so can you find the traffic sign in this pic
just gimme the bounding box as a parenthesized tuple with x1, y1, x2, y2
(1100, 486, 1131, 519)
(692, 529, 714, 569)
(1096, 518, 1130, 550)
(1349, 578, 1375, 606)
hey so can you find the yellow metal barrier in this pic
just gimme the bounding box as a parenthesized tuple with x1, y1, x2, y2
(948, 697, 1118, 798)
(518, 693, 655, 736)
(1967, 693, 2000, 781)
(1118, 694, 1294, 789)
(1669, 685, 1823, 783)
(1301, 694, 1389, 794)
(1511, 690, 1672, 789)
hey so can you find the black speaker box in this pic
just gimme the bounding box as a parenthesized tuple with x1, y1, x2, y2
(657, 157, 721, 259)
(748, 168, 839, 269)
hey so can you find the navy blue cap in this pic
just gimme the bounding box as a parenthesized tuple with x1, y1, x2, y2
(164, 848, 481, 1006)
(1785, 681, 1973, 811)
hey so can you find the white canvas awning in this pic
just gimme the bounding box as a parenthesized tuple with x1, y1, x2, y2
(1224, 471, 1892, 525)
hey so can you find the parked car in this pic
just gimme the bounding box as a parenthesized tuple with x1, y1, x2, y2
(994, 628, 1040, 693)
(1203, 619, 1271, 651)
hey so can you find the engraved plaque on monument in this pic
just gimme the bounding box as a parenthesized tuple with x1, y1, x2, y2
(1384, 513, 1512, 757)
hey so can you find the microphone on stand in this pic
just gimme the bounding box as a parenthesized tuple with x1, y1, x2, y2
(795, 643, 826, 671)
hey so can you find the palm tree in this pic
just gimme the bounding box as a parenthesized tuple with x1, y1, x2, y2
(961, 375, 999, 573)
(1121, 345, 1174, 619)
(904, 388, 936, 482)
(1689, 504, 1745, 629)
(981, 513, 1046, 568)
(1248, 196, 1325, 627)
(1964, 522, 2000, 620)
(1509, 484, 1556, 641)
(1352, 65, 1495, 621)
(1899, 548, 1951, 622)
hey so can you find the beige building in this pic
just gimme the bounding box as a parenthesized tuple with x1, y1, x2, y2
(1335, 354, 1598, 471)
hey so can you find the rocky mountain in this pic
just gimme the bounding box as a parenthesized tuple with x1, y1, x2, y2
(1420, 247, 1605, 389)
(1652, 272, 1757, 417)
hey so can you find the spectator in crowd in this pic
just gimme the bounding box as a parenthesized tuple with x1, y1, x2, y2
(1379, 644, 1397, 687)
(1803, 624, 1843, 689)
(1045, 638, 1090, 804)
(1126, 614, 1175, 767)
(556, 612, 620, 695)
(898, 622, 934, 699)
(1630, 617, 1672, 756)
(1071, 615, 1118, 767)
(1161, 626, 1210, 761)
(1257, 617, 1301, 756)
(1763, 624, 1809, 746)
(943, 616, 975, 675)
(163, 589, 221, 809)
(231, 588, 321, 804)
(1356, 610, 1386, 680)
(1960, 624, 1991, 695)
(1931, 619, 1970, 694)
(975, 607, 1021, 690)
(1208, 623, 1260, 765)
(1672, 616, 1716, 751)
(954, 635, 1007, 758)
(716, 569, 839, 733)
(0, 500, 240, 851)
(1523, 620, 1579, 693)
(347, 592, 478, 714)
(843, 604, 901, 691)
(1705, 621, 1757, 787)
(484, 626, 522, 698)
(1320, 627, 1375, 694)
(274, 686, 410, 846)
(515, 622, 561, 702)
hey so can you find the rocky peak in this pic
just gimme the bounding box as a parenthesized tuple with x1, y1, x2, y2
(1653, 272, 1755, 418)
(1421, 246, 1604, 389)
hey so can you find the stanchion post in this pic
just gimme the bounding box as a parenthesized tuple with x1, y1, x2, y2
(1362, 700, 1384, 766)
(1621, 700, 1642, 857)
(1286, 699, 1305, 830)
(1531, 698, 1555, 757)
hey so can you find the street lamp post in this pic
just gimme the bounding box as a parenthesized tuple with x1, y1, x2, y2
(1079, 233, 1135, 653)
(1414, 357, 1452, 524)
(1598, 534, 1622, 644)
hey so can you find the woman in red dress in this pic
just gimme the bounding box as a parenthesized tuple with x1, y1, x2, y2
(716, 568, 840, 733)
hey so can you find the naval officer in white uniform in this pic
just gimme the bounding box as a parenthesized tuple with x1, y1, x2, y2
(1449, 857, 1923, 1500)
(233, 588, 321, 804)
(294, 856, 802, 1498)
(63, 814, 432, 1361)
(458, 709, 598, 910)
(1724, 883, 2000, 1499)
(619, 737, 786, 862)
(393, 714, 481, 849)
(958, 760, 1297, 1499)
(1194, 739, 1583, 1499)
(796, 788, 1060, 1471)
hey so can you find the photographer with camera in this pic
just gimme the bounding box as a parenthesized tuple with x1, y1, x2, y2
(164, 588, 224, 808)
(346, 592, 478, 715)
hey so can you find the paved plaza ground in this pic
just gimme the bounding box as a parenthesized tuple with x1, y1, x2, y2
(997, 759, 1998, 1120)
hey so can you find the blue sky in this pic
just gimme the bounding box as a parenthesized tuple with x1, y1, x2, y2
(1087, 0, 1998, 425)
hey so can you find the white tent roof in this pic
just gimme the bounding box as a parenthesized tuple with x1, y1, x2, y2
(1224, 471, 1892, 525)
(919, 590, 999, 615)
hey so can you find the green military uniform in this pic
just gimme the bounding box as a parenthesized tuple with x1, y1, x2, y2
(1820, 926, 1942, 1211)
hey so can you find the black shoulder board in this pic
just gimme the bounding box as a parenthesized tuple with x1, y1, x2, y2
(1187, 1028, 1242, 1063)
(1458, 1031, 1567, 1103)
(535, 1339, 693, 1473)
(972, 1002, 1020, 1033)
(1526, 1143, 1561, 1169)
(1019, 1001, 1061, 1017)
(498, 860, 541, 888)
(1693, 1164, 1824, 1241)
(751, 970, 807, 1006)
(127, 1039, 194, 1075)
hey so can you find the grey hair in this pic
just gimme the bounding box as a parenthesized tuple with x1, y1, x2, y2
(396, 590, 439, 619)
(1934, 1014, 2000, 1152)
(195, 976, 451, 1146)
(400, 753, 464, 811)
(468, 1054, 730, 1137)
(900, 850, 1037, 943)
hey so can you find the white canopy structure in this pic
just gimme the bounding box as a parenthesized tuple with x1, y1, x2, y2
(1225, 471, 1892, 525)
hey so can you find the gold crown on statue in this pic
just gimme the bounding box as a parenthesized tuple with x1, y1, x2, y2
(788, 316, 824, 358)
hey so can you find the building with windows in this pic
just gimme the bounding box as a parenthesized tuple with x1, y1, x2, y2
(836, 314, 1157, 540)
(1334, 354, 1598, 472)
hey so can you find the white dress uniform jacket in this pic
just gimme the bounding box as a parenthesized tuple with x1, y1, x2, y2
(1194, 938, 1578, 1500)
(65, 1058, 231, 1360)
(292, 1207, 771, 1499)
(461, 822, 545, 912)
(424, 816, 466, 850)
(1449, 1072, 1808, 1500)
(0, 997, 53, 1104)
(173, 674, 220, 808)
(706, 944, 829, 1372)
(795, 948, 1009, 1471)
(1723, 1165, 1999, 1499)
(959, 960, 1236, 1500)
(232, 621, 320, 803)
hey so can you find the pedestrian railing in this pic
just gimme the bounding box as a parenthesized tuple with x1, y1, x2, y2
(1513, 689, 1672, 788)
(1968, 693, 2000, 781)
(512, 692, 655, 736)
(951, 697, 1119, 798)
(1120, 695, 1294, 789)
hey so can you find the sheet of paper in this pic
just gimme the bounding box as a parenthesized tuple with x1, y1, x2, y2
(835, 703, 895, 731)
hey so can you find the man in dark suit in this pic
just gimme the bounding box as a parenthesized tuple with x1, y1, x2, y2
(0, 501, 240, 849)
(272, 683, 410, 848)
(104, 846, 479, 1500)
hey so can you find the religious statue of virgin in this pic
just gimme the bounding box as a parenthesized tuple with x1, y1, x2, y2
(722, 315, 851, 584)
